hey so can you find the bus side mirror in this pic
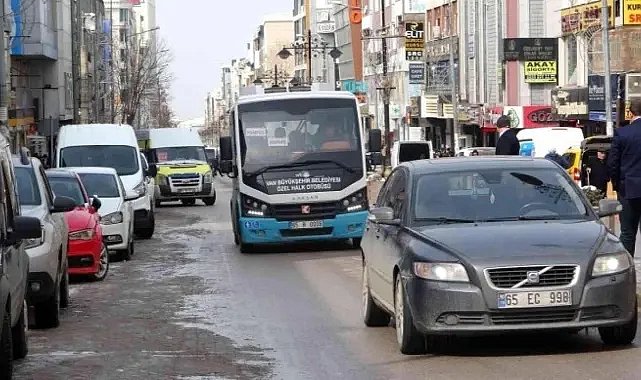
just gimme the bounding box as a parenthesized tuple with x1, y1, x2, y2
(368, 129, 382, 153)
(220, 136, 233, 161)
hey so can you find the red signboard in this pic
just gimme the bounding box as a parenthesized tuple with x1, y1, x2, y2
(482, 106, 503, 131)
(522, 106, 560, 128)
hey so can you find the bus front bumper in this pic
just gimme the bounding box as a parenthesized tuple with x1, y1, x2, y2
(239, 211, 368, 244)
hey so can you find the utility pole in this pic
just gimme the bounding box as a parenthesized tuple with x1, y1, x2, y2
(448, 0, 459, 153)
(601, 0, 613, 136)
(0, 0, 9, 148)
(380, 0, 392, 174)
(109, 0, 115, 122)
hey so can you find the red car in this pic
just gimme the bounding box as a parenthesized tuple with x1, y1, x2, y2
(45, 169, 109, 281)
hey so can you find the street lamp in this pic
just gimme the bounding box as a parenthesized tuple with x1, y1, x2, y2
(253, 64, 291, 87)
(277, 30, 342, 85)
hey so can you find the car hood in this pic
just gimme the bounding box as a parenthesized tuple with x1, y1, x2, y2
(97, 197, 122, 217)
(413, 220, 606, 266)
(64, 207, 94, 231)
(20, 204, 47, 221)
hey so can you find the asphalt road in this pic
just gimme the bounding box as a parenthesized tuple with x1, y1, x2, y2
(14, 178, 641, 380)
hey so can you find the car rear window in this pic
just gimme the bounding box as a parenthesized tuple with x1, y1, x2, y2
(47, 176, 86, 206)
(413, 167, 589, 223)
(15, 167, 41, 206)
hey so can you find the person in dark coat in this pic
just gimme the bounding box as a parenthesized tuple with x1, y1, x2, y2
(608, 99, 641, 255)
(495, 115, 520, 155)
(585, 150, 610, 197)
(544, 149, 571, 169)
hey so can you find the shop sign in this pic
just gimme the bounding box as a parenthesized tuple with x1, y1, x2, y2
(482, 106, 503, 131)
(341, 79, 368, 94)
(551, 87, 589, 119)
(421, 95, 439, 118)
(503, 38, 557, 61)
(409, 62, 425, 84)
(503, 106, 524, 128)
(349, 0, 362, 24)
(561, 0, 614, 35)
(587, 74, 622, 112)
(522, 106, 560, 128)
(623, 0, 641, 25)
(404, 0, 428, 13)
(524, 61, 558, 84)
(404, 22, 425, 61)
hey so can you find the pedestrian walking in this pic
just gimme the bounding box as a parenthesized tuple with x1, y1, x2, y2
(495, 115, 520, 155)
(544, 149, 571, 169)
(608, 99, 641, 256)
(585, 149, 609, 197)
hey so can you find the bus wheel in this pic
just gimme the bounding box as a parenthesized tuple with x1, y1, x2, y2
(240, 242, 256, 254)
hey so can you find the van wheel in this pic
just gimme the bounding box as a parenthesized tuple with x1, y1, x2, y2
(203, 195, 216, 206)
(60, 271, 70, 308)
(137, 212, 155, 239)
(0, 308, 13, 378)
(12, 301, 28, 359)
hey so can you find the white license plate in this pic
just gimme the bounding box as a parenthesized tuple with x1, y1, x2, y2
(289, 220, 324, 229)
(178, 188, 196, 193)
(497, 290, 572, 309)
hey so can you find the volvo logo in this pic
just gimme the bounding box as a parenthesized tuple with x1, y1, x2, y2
(526, 271, 540, 284)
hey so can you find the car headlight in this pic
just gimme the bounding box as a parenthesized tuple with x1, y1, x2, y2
(69, 229, 95, 241)
(241, 194, 270, 218)
(25, 228, 45, 249)
(101, 211, 123, 225)
(592, 252, 631, 277)
(203, 171, 213, 183)
(133, 181, 147, 196)
(413, 262, 470, 282)
(340, 188, 368, 213)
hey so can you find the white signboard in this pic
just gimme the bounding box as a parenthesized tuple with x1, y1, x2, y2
(317, 22, 336, 34)
(404, 0, 428, 13)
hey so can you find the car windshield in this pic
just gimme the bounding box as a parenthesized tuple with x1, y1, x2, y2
(47, 176, 86, 206)
(152, 146, 207, 163)
(78, 173, 120, 198)
(238, 98, 362, 172)
(15, 167, 41, 206)
(60, 145, 139, 176)
(413, 167, 589, 224)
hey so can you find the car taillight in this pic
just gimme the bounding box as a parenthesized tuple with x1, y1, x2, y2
(573, 167, 581, 181)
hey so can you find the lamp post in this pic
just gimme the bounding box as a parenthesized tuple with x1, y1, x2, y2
(253, 64, 291, 87)
(277, 31, 342, 85)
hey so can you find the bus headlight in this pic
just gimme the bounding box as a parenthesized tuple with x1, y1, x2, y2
(340, 188, 368, 213)
(241, 194, 270, 218)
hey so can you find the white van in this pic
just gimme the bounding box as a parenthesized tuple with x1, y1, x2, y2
(55, 124, 156, 239)
(516, 127, 585, 158)
(391, 140, 434, 168)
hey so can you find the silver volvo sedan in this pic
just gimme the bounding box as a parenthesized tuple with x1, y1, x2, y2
(361, 157, 636, 354)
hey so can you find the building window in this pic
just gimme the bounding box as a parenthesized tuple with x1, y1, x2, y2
(566, 35, 577, 84)
(119, 29, 127, 43)
(120, 48, 126, 63)
(119, 9, 128, 23)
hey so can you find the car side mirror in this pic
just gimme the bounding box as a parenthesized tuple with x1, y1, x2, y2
(597, 198, 622, 218)
(368, 129, 382, 153)
(125, 190, 139, 201)
(91, 196, 102, 211)
(51, 196, 76, 213)
(10, 216, 41, 244)
(147, 164, 158, 178)
(369, 206, 400, 225)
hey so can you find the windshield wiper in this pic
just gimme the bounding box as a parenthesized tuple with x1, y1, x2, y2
(245, 159, 358, 178)
(482, 215, 562, 222)
(416, 217, 477, 224)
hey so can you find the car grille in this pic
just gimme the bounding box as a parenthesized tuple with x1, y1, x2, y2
(486, 265, 578, 289)
(490, 310, 577, 325)
(272, 202, 338, 221)
(280, 227, 333, 237)
(169, 173, 201, 188)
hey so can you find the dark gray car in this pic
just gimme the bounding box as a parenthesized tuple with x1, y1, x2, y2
(362, 157, 636, 354)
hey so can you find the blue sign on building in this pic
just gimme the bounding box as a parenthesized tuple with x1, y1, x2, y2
(341, 80, 368, 94)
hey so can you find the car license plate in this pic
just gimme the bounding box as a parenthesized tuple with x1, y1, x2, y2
(289, 220, 324, 229)
(497, 290, 572, 309)
(178, 188, 195, 193)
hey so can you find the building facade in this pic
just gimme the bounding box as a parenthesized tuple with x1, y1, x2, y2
(253, 14, 295, 86)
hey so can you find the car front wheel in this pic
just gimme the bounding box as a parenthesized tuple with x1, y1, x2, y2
(599, 300, 638, 345)
(92, 245, 110, 281)
(35, 281, 60, 329)
(394, 275, 426, 355)
(12, 301, 28, 359)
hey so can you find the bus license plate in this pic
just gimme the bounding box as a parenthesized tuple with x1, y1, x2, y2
(497, 290, 571, 309)
(289, 220, 324, 230)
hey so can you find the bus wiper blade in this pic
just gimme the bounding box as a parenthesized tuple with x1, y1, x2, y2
(417, 217, 477, 224)
(245, 160, 357, 178)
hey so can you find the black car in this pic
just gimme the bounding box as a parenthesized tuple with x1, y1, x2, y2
(0, 147, 42, 377)
(361, 157, 636, 354)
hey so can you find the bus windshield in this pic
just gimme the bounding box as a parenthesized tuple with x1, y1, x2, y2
(238, 98, 362, 174)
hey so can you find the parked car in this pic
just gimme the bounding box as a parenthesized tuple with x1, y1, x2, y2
(45, 169, 109, 281)
(56, 124, 157, 239)
(68, 167, 138, 261)
(362, 157, 636, 354)
(13, 155, 75, 328)
(0, 145, 42, 377)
